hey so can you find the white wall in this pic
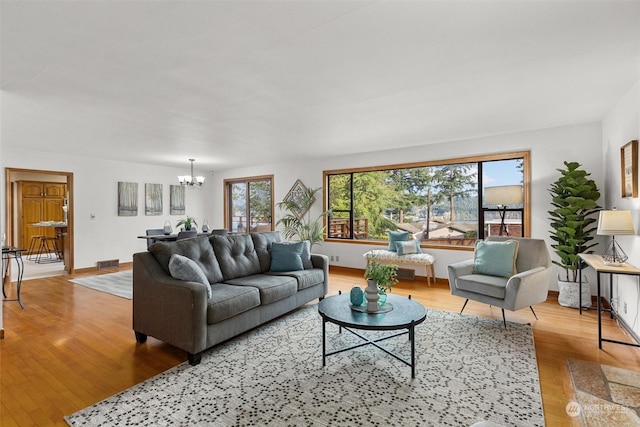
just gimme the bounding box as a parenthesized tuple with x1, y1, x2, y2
(210, 122, 604, 290)
(602, 79, 640, 336)
(1, 147, 215, 269)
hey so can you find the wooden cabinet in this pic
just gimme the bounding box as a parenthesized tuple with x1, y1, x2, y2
(17, 181, 67, 251)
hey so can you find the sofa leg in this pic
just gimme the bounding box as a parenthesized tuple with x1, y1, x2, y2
(134, 331, 147, 343)
(529, 306, 539, 320)
(188, 352, 202, 366)
(501, 309, 507, 329)
(459, 299, 469, 314)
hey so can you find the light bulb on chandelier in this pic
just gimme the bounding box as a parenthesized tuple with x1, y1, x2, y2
(178, 159, 205, 187)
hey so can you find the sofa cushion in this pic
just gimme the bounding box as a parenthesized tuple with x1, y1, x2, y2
(251, 231, 282, 272)
(456, 274, 508, 300)
(270, 241, 305, 272)
(224, 274, 298, 305)
(387, 231, 409, 252)
(268, 268, 325, 291)
(206, 283, 261, 324)
(210, 234, 261, 280)
(473, 239, 519, 277)
(149, 236, 224, 284)
(168, 254, 212, 299)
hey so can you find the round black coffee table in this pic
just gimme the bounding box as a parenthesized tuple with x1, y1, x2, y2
(318, 293, 427, 378)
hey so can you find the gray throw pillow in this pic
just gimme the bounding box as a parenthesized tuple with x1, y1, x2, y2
(301, 240, 313, 269)
(168, 254, 212, 299)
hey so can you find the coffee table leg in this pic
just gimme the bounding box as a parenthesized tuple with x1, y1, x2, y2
(322, 318, 326, 367)
(410, 321, 416, 378)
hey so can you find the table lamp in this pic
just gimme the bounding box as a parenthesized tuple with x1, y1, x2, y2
(597, 208, 635, 266)
(484, 185, 524, 236)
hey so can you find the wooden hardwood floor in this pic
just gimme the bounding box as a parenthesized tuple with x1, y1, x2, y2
(2, 266, 639, 426)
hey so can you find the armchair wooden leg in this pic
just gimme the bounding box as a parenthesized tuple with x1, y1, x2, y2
(529, 306, 539, 320)
(459, 299, 469, 314)
(501, 308, 507, 329)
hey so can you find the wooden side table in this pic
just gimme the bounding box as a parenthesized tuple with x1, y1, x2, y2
(579, 253, 640, 349)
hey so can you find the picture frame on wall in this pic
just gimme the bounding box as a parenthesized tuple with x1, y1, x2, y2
(170, 184, 186, 215)
(620, 140, 638, 198)
(118, 182, 138, 216)
(145, 183, 163, 216)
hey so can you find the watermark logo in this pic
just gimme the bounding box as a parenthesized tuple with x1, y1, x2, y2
(566, 401, 582, 418)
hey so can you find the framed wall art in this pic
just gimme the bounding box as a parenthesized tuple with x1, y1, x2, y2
(118, 182, 138, 216)
(145, 183, 163, 216)
(283, 179, 312, 219)
(170, 184, 186, 215)
(620, 140, 638, 198)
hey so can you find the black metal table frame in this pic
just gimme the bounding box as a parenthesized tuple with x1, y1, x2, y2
(321, 318, 419, 378)
(579, 255, 640, 349)
(319, 294, 425, 378)
(3, 247, 26, 309)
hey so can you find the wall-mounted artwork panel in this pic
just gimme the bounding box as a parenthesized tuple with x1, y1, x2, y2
(118, 182, 138, 216)
(145, 183, 163, 215)
(170, 185, 185, 215)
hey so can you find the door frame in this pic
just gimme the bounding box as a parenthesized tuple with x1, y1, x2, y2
(4, 168, 74, 273)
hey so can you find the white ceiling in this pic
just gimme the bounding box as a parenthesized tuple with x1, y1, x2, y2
(2, 1, 640, 172)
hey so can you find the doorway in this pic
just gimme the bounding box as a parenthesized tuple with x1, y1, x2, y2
(4, 168, 74, 277)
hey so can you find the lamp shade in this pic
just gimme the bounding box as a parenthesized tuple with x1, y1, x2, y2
(597, 209, 635, 236)
(484, 185, 523, 206)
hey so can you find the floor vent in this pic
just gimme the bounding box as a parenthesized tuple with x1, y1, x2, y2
(397, 267, 415, 280)
(97, 259, 119, 270)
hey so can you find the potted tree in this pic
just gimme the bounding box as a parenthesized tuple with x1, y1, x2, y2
(548, 161, 601, 308)
(276, 186, 330, 249)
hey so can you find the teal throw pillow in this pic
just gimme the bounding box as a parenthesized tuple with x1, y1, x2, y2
(270, 241, 305, 272)
(387, 231, 410, 252)
(473, 240, 519, 278)
(395, 240, 422, 255)
(168, 254, 212, 299)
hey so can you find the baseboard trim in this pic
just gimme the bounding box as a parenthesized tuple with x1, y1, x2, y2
(73, 261, 133, 275)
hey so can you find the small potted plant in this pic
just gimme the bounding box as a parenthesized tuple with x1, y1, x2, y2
(176, 216, 198, 231)
(364, 256, 398, 310)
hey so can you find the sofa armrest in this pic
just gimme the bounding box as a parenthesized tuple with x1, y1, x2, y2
(133, 251, 209, 355)
(311, 253, 329, 295)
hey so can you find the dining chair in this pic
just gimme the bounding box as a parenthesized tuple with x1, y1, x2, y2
(145, 228, 165, 249)
(176, 230, 198, 240)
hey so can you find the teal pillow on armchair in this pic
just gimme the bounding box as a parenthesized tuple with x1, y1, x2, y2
(472, 240, 519, 277)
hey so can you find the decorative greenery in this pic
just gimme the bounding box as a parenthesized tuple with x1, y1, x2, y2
(364, 256, 399, 293)
(548, 161, 601, 282)
(176, 216, 198, 231)
(277, 186, 330, 249)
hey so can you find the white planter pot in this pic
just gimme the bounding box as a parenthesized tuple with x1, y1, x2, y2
(558, 278, 591, 308)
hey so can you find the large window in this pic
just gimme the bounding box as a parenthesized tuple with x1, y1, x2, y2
(325, 152, 529, 248)
(224, 175, 274, 233)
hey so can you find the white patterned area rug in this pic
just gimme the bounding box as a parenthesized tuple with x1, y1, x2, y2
(65, 305, 544, 426)
(69, 270, 132, 299)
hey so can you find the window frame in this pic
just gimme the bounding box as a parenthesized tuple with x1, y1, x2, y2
(223, 174, 275, 233)
(323, 151, 530, 250)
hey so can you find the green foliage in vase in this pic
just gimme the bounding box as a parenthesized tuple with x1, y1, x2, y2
(176, 216, 198, 230)
(364, 256, 399, 293)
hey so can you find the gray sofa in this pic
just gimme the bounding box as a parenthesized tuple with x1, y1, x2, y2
(133, 231, 328, 365)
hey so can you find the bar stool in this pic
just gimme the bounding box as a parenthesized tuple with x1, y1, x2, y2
(27, 235, 45, 260)
(36, 236, 61, 263)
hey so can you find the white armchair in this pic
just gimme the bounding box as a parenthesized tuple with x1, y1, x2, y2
(447, 236, 552, 327)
